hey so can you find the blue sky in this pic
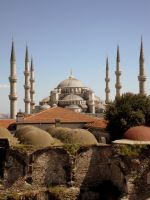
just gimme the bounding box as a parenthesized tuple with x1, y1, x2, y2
(0, 0, 149, 114)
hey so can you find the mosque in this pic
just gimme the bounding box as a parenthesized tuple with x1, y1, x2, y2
(36, 72, 105, 114)
(8, 39, 146, 119)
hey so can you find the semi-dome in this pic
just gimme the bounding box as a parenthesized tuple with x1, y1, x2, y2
(62, 94, 84, 101)
(40, 96, 50, 104)
(124, 126, 150, 141)
(57, 75, 85, 88)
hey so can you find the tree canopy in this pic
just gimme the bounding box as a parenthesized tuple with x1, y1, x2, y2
(105, 93, 150, 140)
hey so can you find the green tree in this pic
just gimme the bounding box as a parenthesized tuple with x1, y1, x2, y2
(105, 93, 150, 140)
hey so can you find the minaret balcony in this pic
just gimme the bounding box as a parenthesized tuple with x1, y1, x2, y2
(24, 85, 30, 89)
(115, 83, 122, 89)
(24, 98, 31, 103)
(138, 75, 146, 81)
(31, 101, 35, 105)
(115, 71, 121, 76)
(9, 76, 17, 82)
(30, 90, 35, 94)
(105, 88, 110, 93)
(24, 71, 30, 76)
(9, 95, 17, 100)
(105, 78, 110, 82)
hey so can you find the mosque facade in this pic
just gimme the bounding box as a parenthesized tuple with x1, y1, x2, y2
(8, 39, 146, 119)
(37, 73, 105, 113)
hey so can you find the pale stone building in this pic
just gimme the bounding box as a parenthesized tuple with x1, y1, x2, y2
(37, 73, 105, 114)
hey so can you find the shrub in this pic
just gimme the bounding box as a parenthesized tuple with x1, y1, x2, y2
(105, 93, 150, 140)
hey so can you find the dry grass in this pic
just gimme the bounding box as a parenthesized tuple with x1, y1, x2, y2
(0, 128, 19, 146)
(47, 126, 98, 145)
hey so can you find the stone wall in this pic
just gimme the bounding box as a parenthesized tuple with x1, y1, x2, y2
(4, 149, 27, 186)
(2, 145, 150, 200)
(31, 148, 71, 187)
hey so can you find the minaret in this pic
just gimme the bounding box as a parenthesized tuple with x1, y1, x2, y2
(9, 41, 17, 119)
(138, 38, 146, 95)
(24, 46, 31, 114)
(105, 57, 110, 103)
(115, 45, 122, 98)
(30, 57, 35, 113)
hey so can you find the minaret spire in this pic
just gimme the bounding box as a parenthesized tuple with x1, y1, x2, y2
(105, 57, 110, 103)
(24, 45, 31, 115)
(30, 56, 35, 113)
(115, 45, 122, 98)
(9, 40, 17, 119)
(10, 40, 16, 62)
(138, 37, 146, 95)
(69, 68, 73, 78)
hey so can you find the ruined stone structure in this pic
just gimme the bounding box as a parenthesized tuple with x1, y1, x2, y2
(1, 144, 150, 200)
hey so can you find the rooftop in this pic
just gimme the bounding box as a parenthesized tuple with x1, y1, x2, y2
(23, 107, 100, 122)
(0, 119, 15, 128)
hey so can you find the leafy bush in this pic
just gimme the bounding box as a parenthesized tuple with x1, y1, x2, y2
(105, 93, 150, 140)
(116, 144, 147, 157)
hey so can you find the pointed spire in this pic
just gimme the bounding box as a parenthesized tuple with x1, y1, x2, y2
(25, 45, 29, 62)
(138, 37, 146, 95)
(117, 45, 120, 62)
(31, 56, 34, 71)
(69, 68, 73, 78)
(140, 36, 144, 61)
(70, 68, 72, 76)
(10, 40, 16, 62)
(9, 40, 17, 119)
(106, 56, 109, 70)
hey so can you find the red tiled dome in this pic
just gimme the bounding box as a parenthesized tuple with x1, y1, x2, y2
(124, 126, 150, 141)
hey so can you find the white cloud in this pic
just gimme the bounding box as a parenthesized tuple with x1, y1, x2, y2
(0, 84, 9, 88)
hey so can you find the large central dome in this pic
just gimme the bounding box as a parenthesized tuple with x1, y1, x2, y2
(57, 75, 85, 88)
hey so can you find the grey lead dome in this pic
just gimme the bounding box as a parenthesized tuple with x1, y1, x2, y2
(57, 75, 85, 88)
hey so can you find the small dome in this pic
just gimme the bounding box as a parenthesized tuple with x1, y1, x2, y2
(62, 94, 84, 101)
(47, 127, 98, 145)
(40, 96, 50, 103)
(57, 76, 84, 88)
(0, 128, 18, 146)
(15, 125, 55, 146)
(40, 104, 51, 110)
(124, 126, 150, 141)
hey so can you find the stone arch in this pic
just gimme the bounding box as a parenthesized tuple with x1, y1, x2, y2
(32, 148, 71, 187)
(75, 147, 127, 199)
